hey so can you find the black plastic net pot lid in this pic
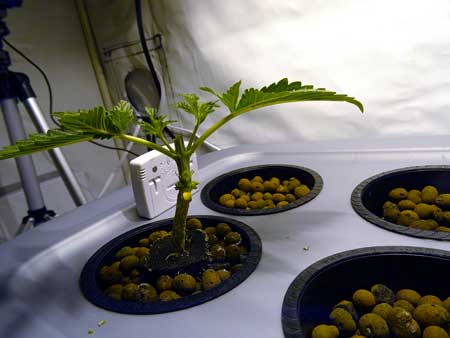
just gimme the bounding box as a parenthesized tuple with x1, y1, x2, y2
(79, 215, 262, 314)
(281, 246, 450, 338)
(201, 164, 323, 216)
(351, 165, 450, 240)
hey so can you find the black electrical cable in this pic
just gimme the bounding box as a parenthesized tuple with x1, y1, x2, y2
(2, 38, 56, 125)
(134, 0, 175, 141)
(3, 38, 139, 158)
(89, 140, 139, 157)
(135, 0, 161, 98)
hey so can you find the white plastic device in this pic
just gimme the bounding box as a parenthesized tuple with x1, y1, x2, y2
(130, 146, 199, 219)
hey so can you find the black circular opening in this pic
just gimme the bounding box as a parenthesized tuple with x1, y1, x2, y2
(351, 165, 450, 240)
(79, 215, 262, 314)
(201, 165, 323, 216)
(282, 246, 450, 338)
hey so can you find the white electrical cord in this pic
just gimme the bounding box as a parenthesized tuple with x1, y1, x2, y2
(96, 124, 141, 199)
(167, 125, 221, 152)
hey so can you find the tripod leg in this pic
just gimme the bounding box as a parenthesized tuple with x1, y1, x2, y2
(1, 98, 46, 211)
(23, 97, 88, 206)
(14, 72, 88, 206)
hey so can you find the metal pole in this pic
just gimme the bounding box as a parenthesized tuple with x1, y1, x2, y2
(1, 98, 45, 211)
(0, 4, 56, 229)
(22, 97, 88, 206)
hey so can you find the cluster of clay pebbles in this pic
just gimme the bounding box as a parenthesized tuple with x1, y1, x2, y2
(98, 218, 248, 303)
(311, 284, 450, 338)
(218, 175, 311, 210)
(382, 186, 450, 232)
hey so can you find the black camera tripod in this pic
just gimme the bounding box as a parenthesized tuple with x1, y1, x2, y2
(0, 1, 87, 233)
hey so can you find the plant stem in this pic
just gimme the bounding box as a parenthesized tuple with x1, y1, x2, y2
(188, 113, 234, 155)
(171, 136, 194, 253)
(187, 123, 200, 149)
(172, 184, 190, 253)
(159, 133, 175, 152)
(118, 134, 177, 159)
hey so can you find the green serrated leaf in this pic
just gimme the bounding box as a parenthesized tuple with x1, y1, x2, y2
(53, 106, 113, 134)
(0, 130, 95, 159)
(202, 78, 363, 116)
(218, 80, 241, 111)
(139, 107, 175, 136)
(263, 78, 289, 92)
(53, 103, 135, 136)
(233, 79, 364, 114)
(109, 100, 134, 132)
(190, 78, 364, 154)
(200, 81, 242, 112)
(199, 86, 219, 97)
(179, 94, 199, 114)
(174, 94, 218, 125)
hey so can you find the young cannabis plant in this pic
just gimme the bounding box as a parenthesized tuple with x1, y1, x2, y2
(0, 78, 363, 254)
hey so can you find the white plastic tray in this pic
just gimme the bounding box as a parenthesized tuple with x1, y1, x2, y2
(1, 135, 450, 338)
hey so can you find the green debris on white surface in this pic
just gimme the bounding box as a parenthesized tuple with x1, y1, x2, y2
(97, 320, 106, 327)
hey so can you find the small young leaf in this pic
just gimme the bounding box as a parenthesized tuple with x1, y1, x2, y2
(174, 94, 218, 125)
(177, 94, 199, 115)
(109, 100, 134, 133)
(139, 107, 175, 136)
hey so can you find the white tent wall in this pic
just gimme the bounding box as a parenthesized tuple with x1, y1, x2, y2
(90, 0, 450, 148)
(85, 0, 170, 120)
(150, 0, 450, 146)
(0, 0, 126, 239)
(1, 0, 450, 238)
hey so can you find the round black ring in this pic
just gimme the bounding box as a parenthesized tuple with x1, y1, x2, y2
(79, 215, 262, 314)
(201, 164, 323, 216)
(351, 165, 450, 240)
(281, 246, 450, 338)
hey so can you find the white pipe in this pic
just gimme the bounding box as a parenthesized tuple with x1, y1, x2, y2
(167, 125, 221, 152)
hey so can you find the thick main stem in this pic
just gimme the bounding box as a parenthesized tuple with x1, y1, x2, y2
(171, 136, 194, 253)
(172, 187, 190, 253)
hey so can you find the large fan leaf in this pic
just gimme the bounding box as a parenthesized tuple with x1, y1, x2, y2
(203, 78, 364, 115)
(53, 100, 134, 135)
(201, 81, 241, 111)
(189, 78, 364, 153)
(0, 130, 95, 159)
(0, 78, 364, 161)
(0, 102, 135, 159)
